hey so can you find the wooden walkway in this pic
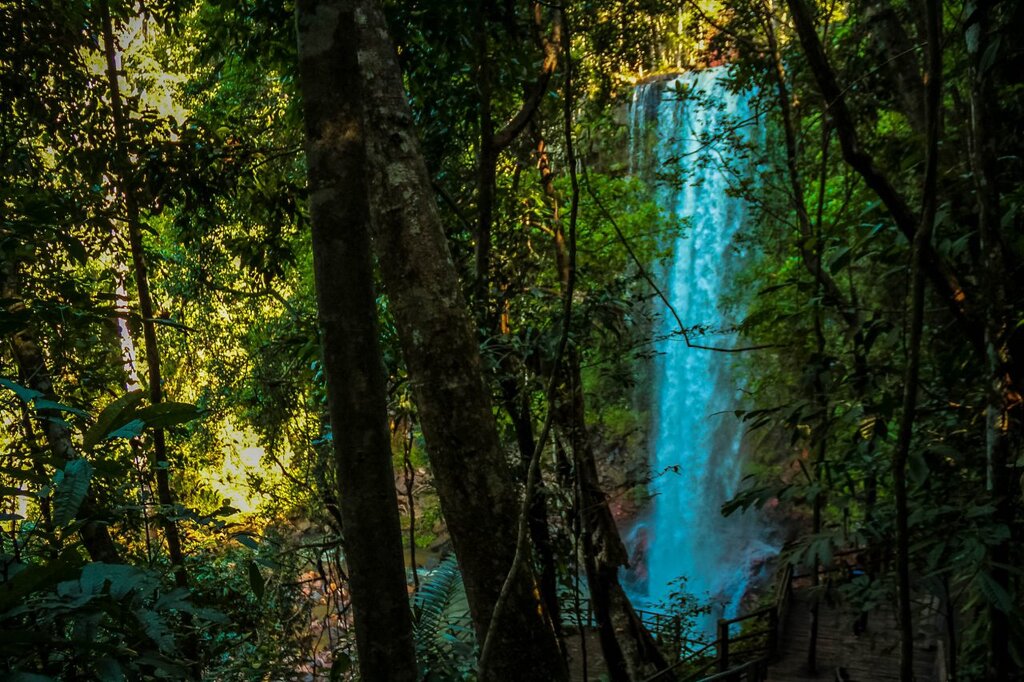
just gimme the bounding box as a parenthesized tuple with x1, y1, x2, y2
(560, 564, 944, 682)
(768, 589, 939, 682)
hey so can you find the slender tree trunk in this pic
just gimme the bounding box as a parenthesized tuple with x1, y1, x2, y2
(348, 1, 567, 678)
(785, 0, 976, 348)
(558, 354, 672, 680)
(1, 261, 121, 564)
(497, 368, 563, 638)
(402, 421, 420, 593)
(892, 2, 942, 679)
(964, 2, 1014, 676)
(474, 0, 497, 305)
(295, 4, 419, 678)
(99, 0, 189, 592)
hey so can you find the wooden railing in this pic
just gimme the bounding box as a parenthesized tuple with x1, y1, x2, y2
(634, 561, 796, 682)
(561, 556, 812, 681)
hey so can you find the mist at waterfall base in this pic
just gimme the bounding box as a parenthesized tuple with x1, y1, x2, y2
(624, 68, 778, 636)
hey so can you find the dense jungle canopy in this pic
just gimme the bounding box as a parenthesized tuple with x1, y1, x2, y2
(0, 0, 1022, 680)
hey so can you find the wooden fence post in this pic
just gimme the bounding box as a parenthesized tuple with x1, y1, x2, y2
(673, 615, 682, 662)
(717, 618, 730, 672)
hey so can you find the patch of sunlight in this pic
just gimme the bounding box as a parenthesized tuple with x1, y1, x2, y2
(210, 423, 285, 516)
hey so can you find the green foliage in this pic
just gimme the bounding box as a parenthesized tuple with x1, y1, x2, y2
(412, 556, 476, 681)
(0, 0, 1021, 679)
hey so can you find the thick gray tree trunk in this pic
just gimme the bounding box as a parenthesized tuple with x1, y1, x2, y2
(343, 1, 569, 679)
(295, 2, 418, 680)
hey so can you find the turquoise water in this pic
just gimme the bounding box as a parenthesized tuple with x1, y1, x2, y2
(627, 67, 777, 635)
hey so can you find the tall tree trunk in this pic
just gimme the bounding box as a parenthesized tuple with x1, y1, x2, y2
(892, 1, 942, 678)
(347, 1, 568, 678)
(557, 354, 672, 680)
(1, 261, 120, 564)
(535, 123, 669, 678)
(497, 366, 563, 639)
(99, 0, 189, 593)
(785, 0, 976, 348)
(474, 0, 497, 305)
(964, 1, 1014, 676)
(295, 3, 419, 679)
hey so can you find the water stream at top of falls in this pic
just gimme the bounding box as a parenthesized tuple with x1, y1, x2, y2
(626, 67, 778, 636)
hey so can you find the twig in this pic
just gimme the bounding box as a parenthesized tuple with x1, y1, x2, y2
(581, 162, 780, 354)
(477, 5, 579, 674)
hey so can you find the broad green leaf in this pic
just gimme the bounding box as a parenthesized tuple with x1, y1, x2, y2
(0, 378, 44, 404)
(154, 587, 191, 611)
(105, 419, 146, 441)
(976, 571, 1013, 613)
(94, 658, 126, 682)
(33, 398, 89, 417)
(233, 533, 260, 550)
(0, 549, 82, 613)
(79, 563, 149, 600)
(908, 451, 930, 487)
(248, 560, 265, 600)
(53, 459, 93, 526)
(84, 391, 145, 450)
(135, 609, 175, 652)
(134, 401, 204, 429)
(63, 236, 88, 266)
(331, 652, 352, 680)
(193, 607, 230, 624)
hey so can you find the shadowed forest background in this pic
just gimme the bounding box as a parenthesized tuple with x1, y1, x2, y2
(0, 0, 1022, 680)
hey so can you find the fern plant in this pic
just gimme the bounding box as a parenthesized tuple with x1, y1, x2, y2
(411, 555, 476, 681)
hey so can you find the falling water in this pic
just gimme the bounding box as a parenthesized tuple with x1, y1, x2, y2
(627, 67, 777, 634)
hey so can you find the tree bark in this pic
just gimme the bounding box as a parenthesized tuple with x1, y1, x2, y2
(784, 0, 977, 348)
(964, 1, 1014, 676)
(557, 353, 672, 681)
(535, 122, 669, 679)
(99, 0, 189, 593)
(295, 2, 419, 680)
(347, 1, 568, 678)
(496, 366, 563, 639)
(892, 1, 942, 678)
(1, 261, 121, 564)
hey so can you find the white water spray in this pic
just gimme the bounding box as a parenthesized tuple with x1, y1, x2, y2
(627, 67, 777, 634)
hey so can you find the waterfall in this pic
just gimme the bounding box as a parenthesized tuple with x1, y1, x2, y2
(627, 67, 777, 634)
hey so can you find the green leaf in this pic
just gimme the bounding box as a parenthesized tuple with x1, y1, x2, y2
(79, 563, 149, 600)
(193, 607, 230, 624)
(62, 236, 88, 266)
(331, 651, 352, 680)
(976, 571, 1013, 613)
(0, 549, 82, 613)
(94, 658, 126, 682)
(84, 391, 145, 450)
(136, 609, 175, 652)
(33, 398, 89, 417)
(53, 459, 93, 526)
(908, 451, 930, 487)
(827, 246, 852, 274)
(134, 402, 204, 429)
(0, 378, 44, 404)
(248, 560, 265, 600)
(105, 419, 146, 441)
(233, 533, 260, 551)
